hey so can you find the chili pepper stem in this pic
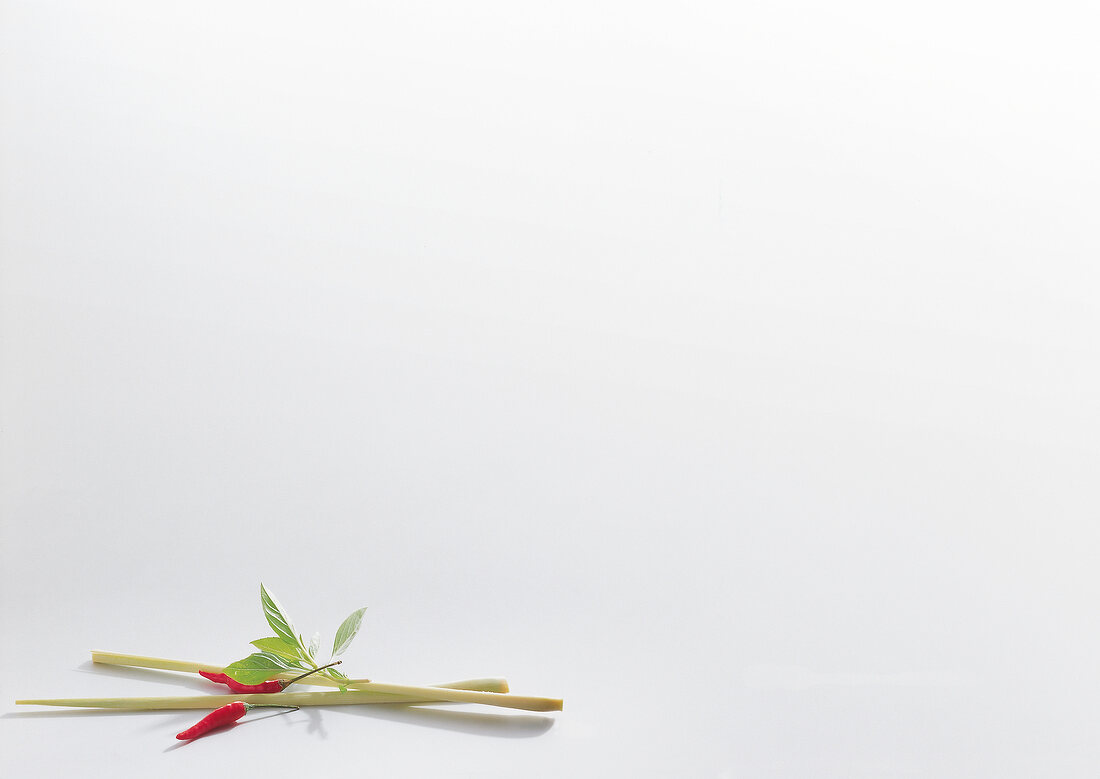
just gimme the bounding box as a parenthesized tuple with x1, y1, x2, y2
(243, 703, 299, 711)
(282, 660, 347, 688)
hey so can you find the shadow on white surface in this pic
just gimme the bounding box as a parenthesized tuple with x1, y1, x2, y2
(329, 703, 555, 738)
(4, 706, 555, 739)
(75, 661, 214, 692)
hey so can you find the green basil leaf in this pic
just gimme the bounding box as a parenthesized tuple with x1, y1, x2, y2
(251, 637, 302, 662)
(223, 652, 297, 685)
(260, 584, 298, 647)
(331, 607, 367, 657)
(308, 632, 320, 661)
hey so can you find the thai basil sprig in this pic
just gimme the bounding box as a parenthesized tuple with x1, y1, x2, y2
(223, 584, 367, 690)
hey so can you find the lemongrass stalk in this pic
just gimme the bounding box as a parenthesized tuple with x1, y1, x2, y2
(325, 681, 561, 712)
(91, 651, 509, 695)
(92, 652, 223, 676)
(18, 687, 563, 712)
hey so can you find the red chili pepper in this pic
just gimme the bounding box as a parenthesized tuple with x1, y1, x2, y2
(176, 701, 298, 740)
(199, 660, 343, 694)
(198, 672, 282, 693)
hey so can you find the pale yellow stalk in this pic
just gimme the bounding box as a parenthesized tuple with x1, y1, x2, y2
(78, 650, 563, 711)
(91, 651, 509, 695)
(17, 687, 563, 712)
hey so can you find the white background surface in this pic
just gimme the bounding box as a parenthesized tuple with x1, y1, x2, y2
(2, 1, 1099, 776)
